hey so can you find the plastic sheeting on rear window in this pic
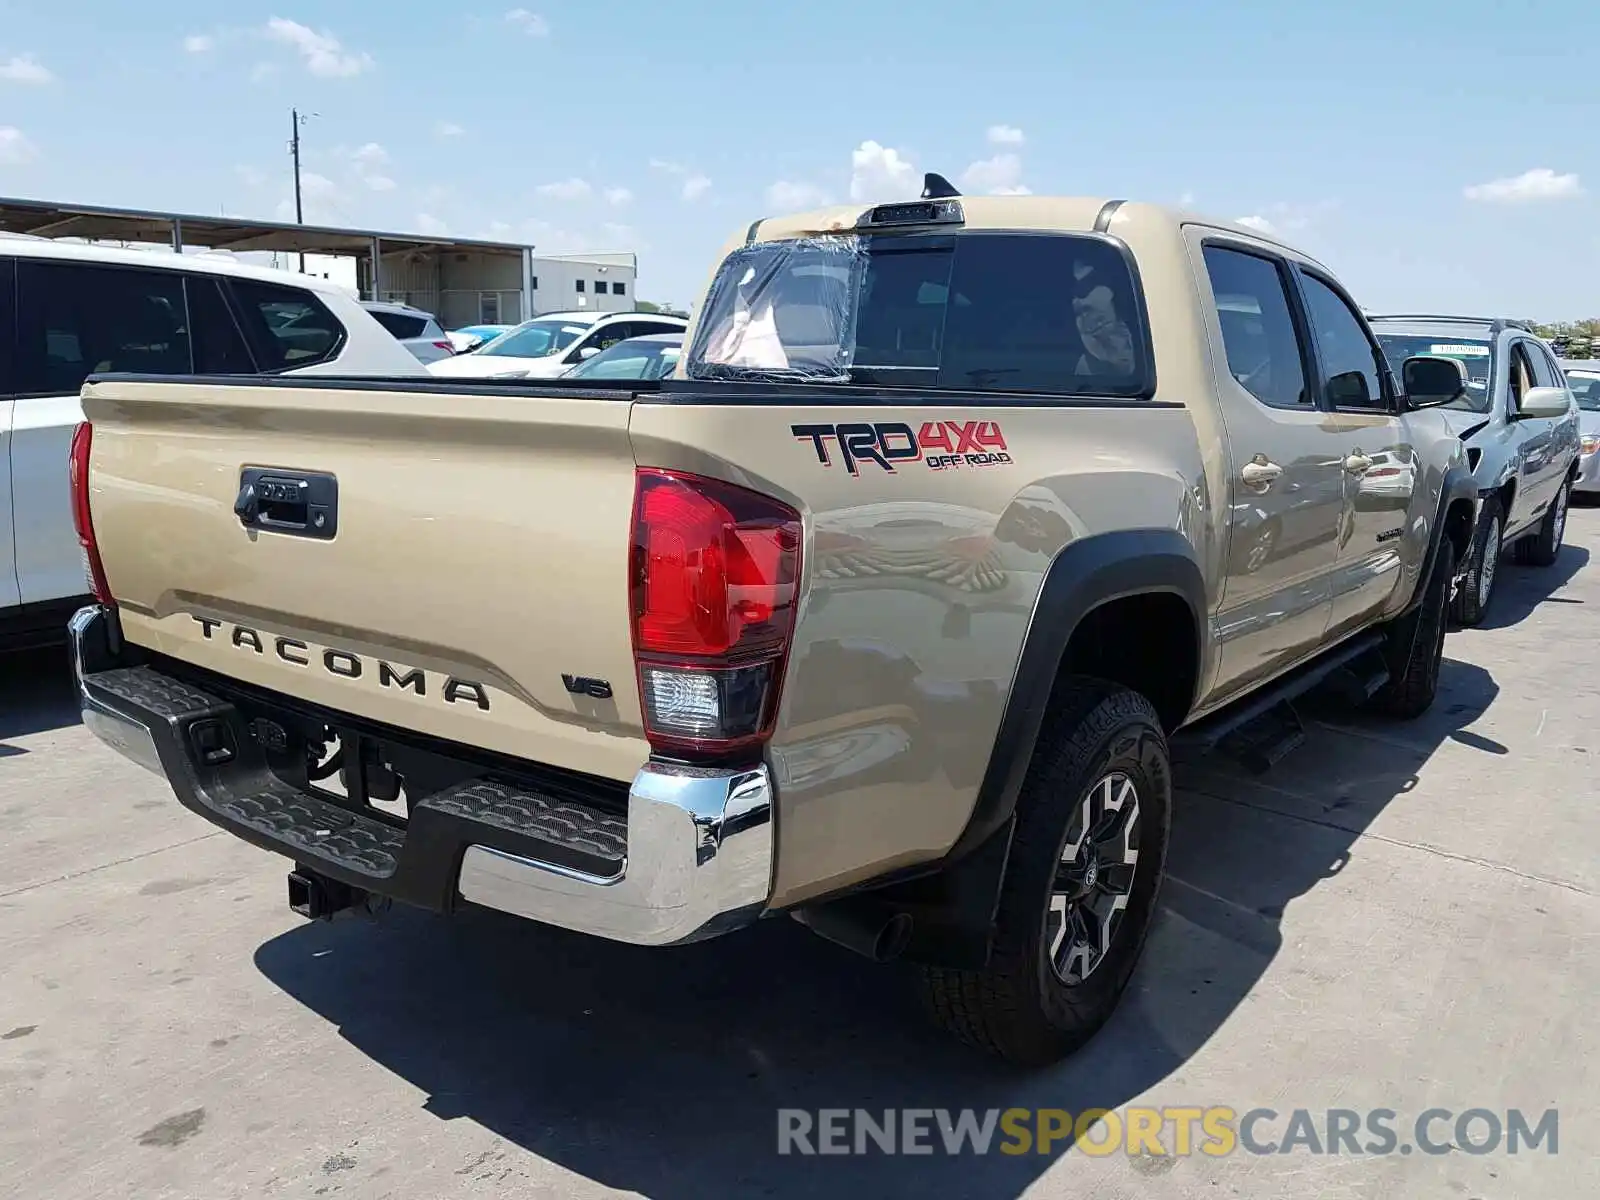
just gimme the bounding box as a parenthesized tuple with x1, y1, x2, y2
(689, 236, 861, 383)
(684, 230, 1153, 397)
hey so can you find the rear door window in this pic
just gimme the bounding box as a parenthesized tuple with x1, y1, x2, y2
(186, 275, 257, 373)
(685, 231, 1152, 397)
(16, 260, 192, 395)
(228, 279, 345, 370)
(1201, 245, 1311, 409)
(368, 309, 429, 339)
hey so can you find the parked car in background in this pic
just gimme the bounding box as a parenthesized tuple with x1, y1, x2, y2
(445, 324, 512, 354)
(1370, 314, 1580, 626)
(562, 332, 682, 381)
(425, 311, 688, 380)
(1560, 360, 1600, 495)
(361, 300, 456, 364)
(0, 238, 422, 651)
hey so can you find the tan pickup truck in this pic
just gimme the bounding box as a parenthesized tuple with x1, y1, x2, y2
(70, 181, 1479, 1065)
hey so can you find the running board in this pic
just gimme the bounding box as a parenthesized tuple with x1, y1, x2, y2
(1175, 629, 1388, 762)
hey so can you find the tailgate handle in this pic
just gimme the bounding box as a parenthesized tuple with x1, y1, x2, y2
(236, 467, 338, 541)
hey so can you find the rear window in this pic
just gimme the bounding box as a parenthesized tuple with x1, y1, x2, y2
(228, 280, 346, 369)
(684, 231, 1151, 397)
(368, 309, 430, 339)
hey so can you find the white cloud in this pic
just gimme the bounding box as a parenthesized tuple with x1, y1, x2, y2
(681, 174, 712, 202)
(536, 176, 592, 200)
(0, 126, 37, 165)
(766, 180, 833, 210)
(235, 164, 269, 188)
(249, 61, 278, 83)
(960, 153, 1030, 196)
(435, 121, 465, 138)
(986, 124, 1024, 146)
(504, 9, 550, 36)
(850, 140, 917, 202)
(650, 158, 687, 175)
(275, 171, 344, 223)
(263, 17, 374, 78)
(1463, 168, 1582, 204)
(348, 142, 394, 191)
(603, 186, 633, 207)
(182, 34, 214, 54)
(0, 54, 53, 84)
(1235, 215, 1276, 234)
(414, 213, 449, 236)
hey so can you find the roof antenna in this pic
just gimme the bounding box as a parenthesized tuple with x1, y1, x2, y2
(921, 172, 961, 200)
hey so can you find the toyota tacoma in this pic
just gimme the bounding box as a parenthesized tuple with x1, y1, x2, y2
(69, 182, 1478, 1064)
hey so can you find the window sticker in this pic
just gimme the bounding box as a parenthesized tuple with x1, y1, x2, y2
(1430, 344, 1491, 357)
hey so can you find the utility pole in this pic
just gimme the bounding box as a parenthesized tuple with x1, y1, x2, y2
(289, 108, 312, 274)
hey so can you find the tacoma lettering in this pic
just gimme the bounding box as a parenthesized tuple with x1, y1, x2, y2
(191, 615, 490, 711)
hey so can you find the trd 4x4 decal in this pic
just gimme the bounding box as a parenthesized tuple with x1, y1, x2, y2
(791, 420, 1012, 476)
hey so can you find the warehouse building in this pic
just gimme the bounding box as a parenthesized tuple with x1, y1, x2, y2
(0, 196, 638, 329)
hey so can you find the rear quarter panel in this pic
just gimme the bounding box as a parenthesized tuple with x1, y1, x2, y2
(630, 398, 1209, 908)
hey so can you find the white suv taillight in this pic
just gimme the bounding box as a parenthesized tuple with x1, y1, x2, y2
(69, 421, 114, 605)
(629, 468, 802, 758)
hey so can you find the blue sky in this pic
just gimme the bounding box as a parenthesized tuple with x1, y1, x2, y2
(0, 1, 1596, 317)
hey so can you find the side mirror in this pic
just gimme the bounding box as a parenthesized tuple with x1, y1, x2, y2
(1402, 355, 1467, 408)
(1327, 369, 1373, 407)
(578, 345, 601, 360)
(1518, 386, 1572, 419)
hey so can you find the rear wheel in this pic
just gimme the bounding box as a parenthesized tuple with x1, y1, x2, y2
(918, 678, 1171, 1066)
(1370, 538, 1454, 720)
(1450, 502, 1501, 627)
(1514, 479, 1570, 567)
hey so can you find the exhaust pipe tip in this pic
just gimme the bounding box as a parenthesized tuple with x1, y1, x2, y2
(793, 899, 914, 964)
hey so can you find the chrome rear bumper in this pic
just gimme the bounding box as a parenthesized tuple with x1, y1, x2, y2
(70, 604, 774, 946)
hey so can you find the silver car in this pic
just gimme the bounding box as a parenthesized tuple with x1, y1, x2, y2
(1560, 360, 1600, 494)
(360, 300, 455, 364)
(1371, 315, 1580, 626)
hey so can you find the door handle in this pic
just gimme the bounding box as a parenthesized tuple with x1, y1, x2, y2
(1344, 452, 1373, 474)
(1240, 456, 1283, 489)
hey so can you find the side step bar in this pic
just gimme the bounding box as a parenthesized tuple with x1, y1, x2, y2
(1175, 629, 1388, 770)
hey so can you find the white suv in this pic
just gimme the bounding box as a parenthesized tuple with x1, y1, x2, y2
(425, 310, 689, 379)
(361, 299, 455, 364)
(0, 237, 422, 650)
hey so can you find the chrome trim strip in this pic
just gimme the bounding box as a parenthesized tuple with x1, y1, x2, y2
(456, 761, 774, 946)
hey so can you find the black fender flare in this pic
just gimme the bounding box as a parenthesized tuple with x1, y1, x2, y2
(1405, 462, 1478, 616)
(947, 527, 1207, 863)
(829, 528, 1206, 969)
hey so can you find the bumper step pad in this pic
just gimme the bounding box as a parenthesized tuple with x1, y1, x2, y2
(81, 663, 628, 909)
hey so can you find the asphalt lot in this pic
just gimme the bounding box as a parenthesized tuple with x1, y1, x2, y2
(2, 517, 1597, 1200)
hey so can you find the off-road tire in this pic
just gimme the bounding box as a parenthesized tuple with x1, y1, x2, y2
(1370, 539, 1454, 720)
(1513, 478, 1570, 567)
(918, 678, 1171, 1067)
(1450, 501, 1501, 627)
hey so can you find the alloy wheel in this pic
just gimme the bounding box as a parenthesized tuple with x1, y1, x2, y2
(1477, 518, 1501, 608)
(1048, 772, 1141, 985)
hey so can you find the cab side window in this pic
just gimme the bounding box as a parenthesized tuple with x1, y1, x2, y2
(1508, 343, 1535, 411)
(1201, 245, 1311, 410)
(1528, 343, 1561, 389)
(1297, 272, 1389, 411)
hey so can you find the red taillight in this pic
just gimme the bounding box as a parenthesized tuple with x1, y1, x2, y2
(433, 340, 455, 353)
(630, 468, 802, 757)
(69, 421, 114, 605)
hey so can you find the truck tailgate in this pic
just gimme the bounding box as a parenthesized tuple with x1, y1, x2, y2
(81, 377, 647, 783)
